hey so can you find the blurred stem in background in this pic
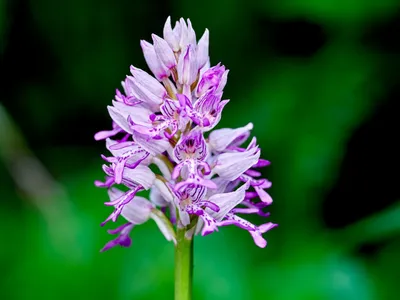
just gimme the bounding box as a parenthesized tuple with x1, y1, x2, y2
(0, 103, 83, 261)
(175, 227, 193, 300)
(335, 201, 400, 253)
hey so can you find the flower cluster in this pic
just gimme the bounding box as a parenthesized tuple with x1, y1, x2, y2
(95, 17, 277, 251)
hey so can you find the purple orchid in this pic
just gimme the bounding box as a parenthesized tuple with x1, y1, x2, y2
(95, 17, 276, 252)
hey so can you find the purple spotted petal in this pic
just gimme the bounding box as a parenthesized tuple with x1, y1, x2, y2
(218, 213, 277, 248)
(196, 64, 225, 96)
(101, 223, 134, 252)
(185, 204, 217, 236)
(191, 91, 229, 130)
(173, 130, 207, 163)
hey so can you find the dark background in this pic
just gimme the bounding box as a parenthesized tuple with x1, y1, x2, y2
(1, 0, 400, 299)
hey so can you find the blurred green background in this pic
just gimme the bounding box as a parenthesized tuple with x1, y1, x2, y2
(1, 0, 400, 299)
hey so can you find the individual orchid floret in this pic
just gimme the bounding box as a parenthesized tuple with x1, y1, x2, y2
(173, 93, 228, 131)
(101, 185, 144, 225)
(95, 16, 276, 253)
(173, 130, 207, 161)
(160, 98, 190, 131)
(172, 130, 216, 191)
(171, 185, 219, 231)
(196, 63, 227, 97)
(105, 101, 171, 155)
(97, 163, 156, 225)
(202, 183, 276, 248)
(100, 139, 150, 184)
(210, 126, 273, 204)
(96, 163, 155, 193)
(101, 188, 176, 251)
(191, 91, 229, 130)
(107, 100, 151, 134)
(129, 113, 178, 140)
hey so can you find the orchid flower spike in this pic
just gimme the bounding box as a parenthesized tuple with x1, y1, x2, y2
(94, 16, 276, 252)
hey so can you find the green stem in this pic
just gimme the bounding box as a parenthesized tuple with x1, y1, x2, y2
(175, 227, 193, 300)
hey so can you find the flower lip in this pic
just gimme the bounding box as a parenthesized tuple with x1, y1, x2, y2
(174, 130, 207, 162)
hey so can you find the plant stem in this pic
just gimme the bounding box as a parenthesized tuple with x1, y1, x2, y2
(175, 227, 193, 300)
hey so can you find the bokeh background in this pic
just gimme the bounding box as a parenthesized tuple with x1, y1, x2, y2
(1, 0, 400, 299)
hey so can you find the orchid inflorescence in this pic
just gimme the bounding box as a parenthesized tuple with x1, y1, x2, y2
(95, 17, 277, 252)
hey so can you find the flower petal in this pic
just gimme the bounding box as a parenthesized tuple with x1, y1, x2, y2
(150, 209, 177, 244)
(185, 204, 217, 235)
(214, 147, 260, 181)
(101, 223, 134, 252)
(130, 66, 167, 99)
(94, 125, 122, 141)
(149, 185, 169, 207)
(197, 29, 209, 70)
(141, 40, 169, 80)
(196, 63, 225, 96)
(153, 179, 174, 202)
(207, 184, 247, 221)
(217, 213, 277, 248)
(125, 76, 163, 109)
(186, 19, 197, 46)
(121, 196, 153, 224)
(152, 156, 172, 180)
(177, 44, 197, 85)
(152, 34, 176, 69)
(122, 165, 155, 189)
(208, 123, 253, 152)
(132, 131, 171, 155)
(163, 16, 179, 51)
(107, 106, 132, 134)
(173, 130, 208, 162)
(107, 101, 152, 135)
